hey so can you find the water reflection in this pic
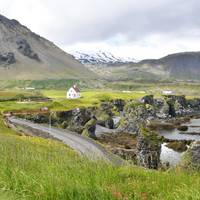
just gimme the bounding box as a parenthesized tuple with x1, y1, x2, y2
(160, 118, 200, 166)
(160, 144, 183, 166)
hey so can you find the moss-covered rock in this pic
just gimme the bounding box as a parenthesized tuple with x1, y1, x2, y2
(166, 141, 188, 152)
(97, 112, 114, 129)
(180, 141, 200, 170)
(82, 117, 97, 139)
(118, 101, 156, 134)
(147, 121, 176, 131)
(137, 126, 162, 169)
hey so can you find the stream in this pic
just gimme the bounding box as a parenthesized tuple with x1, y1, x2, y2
(160, 118, 200, 166)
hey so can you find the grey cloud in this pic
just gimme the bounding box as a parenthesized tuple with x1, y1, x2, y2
(1, 0, 200, 46)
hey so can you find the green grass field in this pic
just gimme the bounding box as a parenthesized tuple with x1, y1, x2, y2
(0, 90, 147, 112)
(0, 117, 200, 200)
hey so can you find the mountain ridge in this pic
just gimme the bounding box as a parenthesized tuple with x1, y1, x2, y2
(81, 51, 200, 81)
(71, 50, 136, 65)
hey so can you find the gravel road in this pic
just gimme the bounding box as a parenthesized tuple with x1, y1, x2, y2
(8, 117, 124, 166)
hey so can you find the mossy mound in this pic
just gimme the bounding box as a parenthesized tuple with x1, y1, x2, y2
(166, 141, 188, 152)
(139, 126, 162, 146)
(97, 112, 114, 129)
(148, 121, 175, 131)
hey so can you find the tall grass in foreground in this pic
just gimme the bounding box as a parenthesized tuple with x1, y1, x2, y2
(0, 115, 200, 200)
(1, 134, 200, 199)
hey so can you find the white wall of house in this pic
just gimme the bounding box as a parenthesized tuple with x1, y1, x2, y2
(66, 88, 81, 99)
(162, 90, 173, 95)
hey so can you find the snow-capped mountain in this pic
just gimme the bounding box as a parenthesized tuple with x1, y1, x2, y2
(71, 50, 136, 65)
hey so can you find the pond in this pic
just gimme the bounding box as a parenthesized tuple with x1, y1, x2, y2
(160, 118, 200, 166)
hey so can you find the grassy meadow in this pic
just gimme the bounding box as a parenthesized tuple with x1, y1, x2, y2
(1, 117, 200, 200)
(0, 89, 146, 113)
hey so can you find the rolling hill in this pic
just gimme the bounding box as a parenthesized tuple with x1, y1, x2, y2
(0, 14, 95, 80)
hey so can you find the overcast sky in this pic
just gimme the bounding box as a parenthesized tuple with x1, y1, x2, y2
(1, 0, 200, 59)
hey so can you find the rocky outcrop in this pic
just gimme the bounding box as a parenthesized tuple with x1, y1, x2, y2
(57, 108, 92, 133)
(157, 95, 198, 118)
(111, 99, 125, 112)
(97, 113, 114, 129)
(82, 116, 97, 139)
(137, 127, 162, 169)
(0, 52, 15, 65)
(99, 102, 113, 115)
(181, 141, 200, 170)
(16, 38, 40, 61)
(22, 108, 93, 134)
(187, 98, 200, 111)
(118, 101, 156, 134)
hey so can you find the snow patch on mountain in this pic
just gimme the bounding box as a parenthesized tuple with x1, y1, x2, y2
(70, 50, 136, 65)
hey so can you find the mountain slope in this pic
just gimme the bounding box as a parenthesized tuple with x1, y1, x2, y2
(86, 51, 200, 81)
(71, 50, 136, 65)
(0, 14, 95, 80)
(136, 52, 200, 80)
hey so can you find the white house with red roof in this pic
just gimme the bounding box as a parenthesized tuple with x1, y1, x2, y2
(66, 85, 81, 99)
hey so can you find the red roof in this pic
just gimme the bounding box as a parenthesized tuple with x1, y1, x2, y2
(72, 85, 80, 93)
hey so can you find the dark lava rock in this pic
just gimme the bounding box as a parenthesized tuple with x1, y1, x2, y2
(159, 95, 191, 118)
(0, 52, 15, 65)
(111, 99, 125, 112)
(187, 98, 200, 111)
(16, 38, 40, 61)
(61, 108, 92, 133)
(118, 101, 156, 134)
(105, 117, 114, 129)
(137, 127, 162, 169)
(177, 125, 188, 132)
(141, 95, 154, 105)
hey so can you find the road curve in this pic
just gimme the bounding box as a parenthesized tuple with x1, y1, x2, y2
(8, 117, 124, 166)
